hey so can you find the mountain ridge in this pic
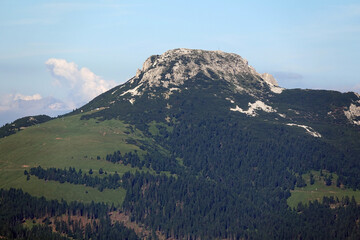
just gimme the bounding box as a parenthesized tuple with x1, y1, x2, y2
(2, 48, 360, 239)
(76, 48, 360, 133)
(125, 48, 282, 99)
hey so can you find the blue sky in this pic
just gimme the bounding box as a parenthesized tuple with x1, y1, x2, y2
(0, 0, 359, 125)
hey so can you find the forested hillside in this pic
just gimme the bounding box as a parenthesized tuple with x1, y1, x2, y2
(1, 49, 360, 239)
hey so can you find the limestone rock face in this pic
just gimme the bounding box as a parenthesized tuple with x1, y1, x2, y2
(132, 48, 280, 94)
(261, 73, 278, 86)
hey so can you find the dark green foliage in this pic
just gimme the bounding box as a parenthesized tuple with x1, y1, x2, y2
(0, 115, 52, 138)
(74, 75, 360, 238)
(54, 218, 138, 240)
(105, 150, 181, 174)
(0, 188, 138, 240)
(325, 174, 333, 186)
(296, 175, 307, 188)
(121, 172, 264, 239)
(293, 197, 360, 239)
(310, 173, 315, 185)
(121, 171, 360, 239)
(2, 224, 69, 240)
(271, 89, 357, 121)
(337, 178, 341, 187)
(29, 166, 121, 191)
(9, 63, 360, 239)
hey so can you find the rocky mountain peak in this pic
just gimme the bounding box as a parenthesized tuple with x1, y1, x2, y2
(132, 48, 280, 93)
(261, 73, 278, 86)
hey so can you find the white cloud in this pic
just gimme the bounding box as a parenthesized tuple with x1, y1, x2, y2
(0, 93, 70, 126)
(13, 93, 42, 101)
(0, 59, 116, 125)
(45, 58, 116, 104)
(48, 102, 65, 110)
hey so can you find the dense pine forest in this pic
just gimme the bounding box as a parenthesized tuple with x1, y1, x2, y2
(0, 188, 138, 240)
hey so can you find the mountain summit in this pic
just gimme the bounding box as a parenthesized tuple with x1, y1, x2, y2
(2, 48, 360, 239)
(75, 48, 360, 239)
(136, 48, 277, 86)
(128, 48, 282, 97)
(80, 48, 359, 128)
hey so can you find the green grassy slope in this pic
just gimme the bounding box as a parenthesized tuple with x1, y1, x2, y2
(0, 110, 154, 205)
(287, 171, 360, 208)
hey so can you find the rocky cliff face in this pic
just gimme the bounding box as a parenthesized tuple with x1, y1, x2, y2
(130, 48, 282, 94)
(80, 48, 360, 128)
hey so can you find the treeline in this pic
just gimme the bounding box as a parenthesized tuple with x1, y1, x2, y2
(54, 218, 138, 240)
(0, 188, 138, 239)
(28, 166, 121, 191)
(1, 224, 68, 240)
(0, 188, 108, 222)
(121, 171, 283, 239)
(105, 150, 181, 174)
(105, 151, 142, 167)
(293, 196, 360, 239)
(0, 115, 51, 138)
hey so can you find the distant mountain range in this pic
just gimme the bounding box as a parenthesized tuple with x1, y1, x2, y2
(1, 48, 360, 239)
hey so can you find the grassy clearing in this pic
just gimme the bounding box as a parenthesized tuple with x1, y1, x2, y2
(287, 170, 360, 208)
(23, 219, 38, 229)
(0, 170, 125, 206)
(148, 121, 173, 136)
(0, 112, 153, 205)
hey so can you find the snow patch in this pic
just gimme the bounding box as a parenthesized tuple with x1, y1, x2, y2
(120, 84, 143, 97)
(226, 98, 235, 104)
(230, 100, 276, 117)
(344, 103, 360, 125)
(260, 73, 283, 94)
(169, 87, 180, 92)
(129, 98, 135, 104)
(269, 84, 284, 94)
(286, 123, 322, 138)
(261, 73, 278, 85)
(278, 113, 286, 118)
(112, 85, 125, 94)
(289, 109, 300, 115)
(164, 87, 181, 99)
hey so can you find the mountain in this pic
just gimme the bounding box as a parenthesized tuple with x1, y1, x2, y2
(0, 114, 52, 138)
(1, 48, 360, 239)
(78, 48, 360, 128)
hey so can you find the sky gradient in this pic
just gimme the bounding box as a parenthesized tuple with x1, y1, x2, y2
(0, 0, 359, 125)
